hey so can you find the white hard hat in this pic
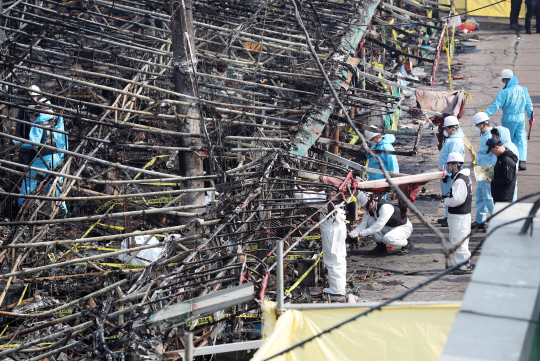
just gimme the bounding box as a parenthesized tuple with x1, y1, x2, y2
(473, 112, 490, 125)
(363, 130, 380, 141)
(499, 69, 513, 79)
(357, 191, 370, 207)
(447, 152, 464, 163)
(29, 85, 40, 96)
(443, 116, 459, 127)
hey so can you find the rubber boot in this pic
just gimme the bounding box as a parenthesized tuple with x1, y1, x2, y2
(368, 242, 387, 255)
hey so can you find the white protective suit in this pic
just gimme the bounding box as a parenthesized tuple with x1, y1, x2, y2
(350, 203, 413, 247)
(319, 206, 347, 295)
(443, 168, 472, 267)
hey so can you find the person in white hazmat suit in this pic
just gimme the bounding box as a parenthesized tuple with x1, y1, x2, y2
(349, 192, 414, 255)
(319, 205, 348, 295)
(293, 188, 347, 295)
(443, 152, 473, 275)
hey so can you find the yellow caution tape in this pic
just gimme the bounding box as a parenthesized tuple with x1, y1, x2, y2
(105, 196, 180, 207)
(463, 134, 478, 167)
(133, 155, 169, 181)
(96, 263, 146, 269)
(97, 222, 125, 231)
(292, 235, 321, 241)
(0, 343, 54, 348)
(17, 284, 29, 307)
(186, 313, 260, 327)
(285, 252, 323, 295)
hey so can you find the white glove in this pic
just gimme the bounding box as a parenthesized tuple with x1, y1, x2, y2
(349, 229, 362, 238)
(12, 140, 21, 145)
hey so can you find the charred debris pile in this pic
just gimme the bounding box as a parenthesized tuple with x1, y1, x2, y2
(0, 0, 452, 359)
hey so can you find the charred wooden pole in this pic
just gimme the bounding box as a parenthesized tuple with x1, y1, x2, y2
(171, 0, 205, 218)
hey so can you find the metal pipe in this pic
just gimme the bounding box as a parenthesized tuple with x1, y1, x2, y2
(185, 332, 194, 361)
(356, 171, 445, 190)
(276, 239, 285, 315)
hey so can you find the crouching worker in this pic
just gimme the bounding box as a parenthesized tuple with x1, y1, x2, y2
(320, 204, 347, 295)
(19, 105, 68, 211)
(443, 152, 473, 275)
(350, 192, 413, 255)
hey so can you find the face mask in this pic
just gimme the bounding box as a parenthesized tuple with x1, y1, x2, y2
(500, 81, 506, 88)
(446, 164, 454, 173)
(443, 130, 449, 138)
(475, 126, 481, 133)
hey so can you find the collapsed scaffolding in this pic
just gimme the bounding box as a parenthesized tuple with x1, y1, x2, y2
(0, 0, 460, 359)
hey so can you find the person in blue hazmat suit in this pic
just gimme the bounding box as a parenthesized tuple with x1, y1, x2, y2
(485, 69, 533, 171)
(491, 126, 519, 202)
(19, 101, 68, 211)
(437, 116, 465, 227)
(472, 112, 496, 230)
(364, 130, 399, 180)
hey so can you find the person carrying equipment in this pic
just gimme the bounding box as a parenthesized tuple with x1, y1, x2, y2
(437, 116, 465, 227)
(472, 112, 496, 230)
(443, 152, 473, 275)
(349, 191, 413, 255)
(364, 130, 399, 181)
(485, 69, 533, 171)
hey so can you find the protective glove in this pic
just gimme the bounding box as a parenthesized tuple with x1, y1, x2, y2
(438, 165, 447, 178)
(349, 229, 361, 238)
(12, 140, 21, 145)
(441, 194, 450, 203)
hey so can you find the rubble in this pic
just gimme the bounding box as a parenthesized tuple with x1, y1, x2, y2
(0, 0, 458, 359)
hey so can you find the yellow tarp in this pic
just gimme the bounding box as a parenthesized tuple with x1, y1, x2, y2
(441, 0, 526, 18)
(251, 301, 460, 361)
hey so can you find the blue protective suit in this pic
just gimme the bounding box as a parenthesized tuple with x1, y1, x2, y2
(439, 129, 465, 218)
(493, 126, 519, 202)
(475, 128, 496, 224)
(485, 75, 533, 162)
(19, 114, 68, 210)
(367, 134, 399, 180)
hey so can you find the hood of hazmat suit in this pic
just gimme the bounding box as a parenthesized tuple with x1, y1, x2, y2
(367, 134, 399, 181)
(320, 206, 347, 295)
(493, 126, 520, 163)
(443, 168, 472, 268)
(485, 75, 533, 161)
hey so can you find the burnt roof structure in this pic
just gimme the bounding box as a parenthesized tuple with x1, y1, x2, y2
(0, 0, 455, 359)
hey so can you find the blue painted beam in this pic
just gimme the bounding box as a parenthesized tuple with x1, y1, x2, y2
(289, 0, 382, 156)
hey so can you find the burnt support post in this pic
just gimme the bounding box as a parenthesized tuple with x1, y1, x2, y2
(171, 0, 204, 217)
